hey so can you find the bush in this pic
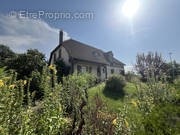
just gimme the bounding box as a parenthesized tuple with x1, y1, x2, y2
(125, 71, 140, 83)
(138, 103, 180, 135)
(103, 75, 126, 99)
(174, 75, 180, 89)
(135, 76, 176, 114)
(54, 60, 71, 82)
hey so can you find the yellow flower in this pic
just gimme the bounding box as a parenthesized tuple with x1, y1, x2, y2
(112, 119, 117, 126)
(125, 120, 129, 127)
(49, 65, 54, 70)
(59, 104, 62, 112)
(47, 76, 51, 80)
(131, 100, 137, 107)
(0, 80, 4, 87)
(54, 69, 57, 74)
(49, 92, 53, 97)
(24, 80, 27, 85)
(9, 84, 15, 89)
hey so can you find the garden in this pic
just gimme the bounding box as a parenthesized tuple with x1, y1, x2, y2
(0, 45, 180, 135)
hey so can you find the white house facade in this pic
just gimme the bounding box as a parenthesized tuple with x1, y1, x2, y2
(49, 31, 125, 81)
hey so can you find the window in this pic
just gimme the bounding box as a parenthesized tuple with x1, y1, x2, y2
(89, 67, 92, 73)
(111, 69, 114, 74)
(119, 70, 122, 74)
(92, 51, 100, 57)
(82, 66, 87, 73)
(77, 65, 81, 73)
(97, 66, 101, 76)
(54, 53, 57, 61)
(59, 49, 61, 59)
(103, 67, 106, 73)
(86, 66, 88, 72)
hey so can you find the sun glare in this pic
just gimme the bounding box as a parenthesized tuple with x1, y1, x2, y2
(122, 0, 140, 18)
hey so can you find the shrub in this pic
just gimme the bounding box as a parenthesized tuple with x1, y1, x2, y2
(0, 67, 69, 135)
(138, 103, 180, 135)
(54, 60, 71, 82)
(103, 75, 126, 99)
(125, 71, 140, 83)
(135, 76, 176, 114)
(174, 75, 180, 89)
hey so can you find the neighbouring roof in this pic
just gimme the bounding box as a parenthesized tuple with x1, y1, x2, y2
(50, 39, 125, 66)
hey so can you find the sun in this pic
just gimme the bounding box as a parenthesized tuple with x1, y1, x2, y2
(122, 0, 140, 18)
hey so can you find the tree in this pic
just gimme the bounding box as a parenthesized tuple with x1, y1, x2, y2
(167, 61, 180, 80)
(135, 52, 168, 81)
(5, 49, 46, 100)
(54, 59, 71, 82)
(6, 49, 46, 79)
(0, 45, 16, 67)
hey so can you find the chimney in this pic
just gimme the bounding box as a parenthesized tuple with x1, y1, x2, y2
(59, 30, 63, 45)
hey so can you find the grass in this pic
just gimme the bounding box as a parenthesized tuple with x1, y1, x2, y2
(88, 82, 138, 112)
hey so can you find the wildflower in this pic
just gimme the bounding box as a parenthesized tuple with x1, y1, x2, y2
(54, 69, 57, 74)
(125, 120, 129, 127)
(49, 92, 53, 97)
(24, 80, 27, 85)
(0, 80, 4, 87)
(48, 65, 54, 70)
(9, 84, 15, 89)
(59, 104, 62, 112)
(112, 118, 117, 126)
(47, 76, 51, 80)
(131, 100, 137, 107)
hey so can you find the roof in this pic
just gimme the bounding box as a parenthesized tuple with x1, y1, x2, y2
(50, 39, 125, 66)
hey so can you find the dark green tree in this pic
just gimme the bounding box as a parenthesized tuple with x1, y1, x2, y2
(0, 45, 16, 67)
(6, 49, 46, 79)
(6, 49, 46, 100)
(54, 59, 71, 82)
(171, 61, 180, 78)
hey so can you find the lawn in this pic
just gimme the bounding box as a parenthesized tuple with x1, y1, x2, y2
(88, 82, 138, 112)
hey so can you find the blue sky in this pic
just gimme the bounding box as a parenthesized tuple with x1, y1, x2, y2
(0, 0, 180, 70)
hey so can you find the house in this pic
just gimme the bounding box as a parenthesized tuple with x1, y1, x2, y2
(49, 30, 125, 81)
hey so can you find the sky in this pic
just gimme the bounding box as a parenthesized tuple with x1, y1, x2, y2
(0, 0, 180, 71)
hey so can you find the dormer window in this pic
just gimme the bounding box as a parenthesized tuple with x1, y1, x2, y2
(93, 51, 100, 57)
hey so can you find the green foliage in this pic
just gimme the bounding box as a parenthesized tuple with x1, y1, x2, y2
(138, 103, 180, 135)
(4, 49, 46, 100)
(6, 49, 46, 79)
(54, 60, 71, 82)
(174, 75, 180, 89)
(103, 75, 126, 99)
(0, 57, 179, 135)
(0, 68, 69, 135)
(0, 45, 16, 67)
(135, 76, 176, 114)
(125, 71, 140, 83)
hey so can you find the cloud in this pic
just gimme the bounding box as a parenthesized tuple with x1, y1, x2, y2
(0, 14, 70, 59)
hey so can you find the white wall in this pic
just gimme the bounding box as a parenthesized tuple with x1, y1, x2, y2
(73, 62, 106, 81)
(107, 66, 124, 77)
(50, 46, 70, 66)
